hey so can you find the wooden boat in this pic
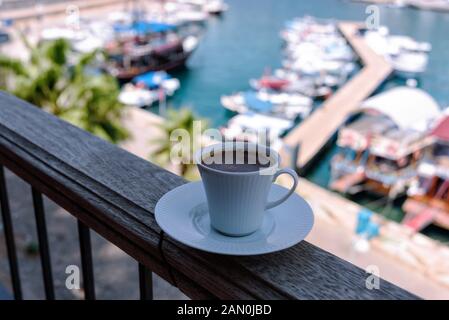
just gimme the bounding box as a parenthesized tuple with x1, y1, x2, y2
(402, 116, 449, 231)
(103, 20, 198, 81)
(330, 113, 395, 194)
(105, 35, 198, 81)
(118, 71, 180, 107)
(330, 87, 440, 197)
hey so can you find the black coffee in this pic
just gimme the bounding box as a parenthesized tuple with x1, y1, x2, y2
(201, 150, 271, 172)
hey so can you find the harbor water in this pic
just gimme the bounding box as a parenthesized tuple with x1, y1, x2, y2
(162, 0, 449, 242)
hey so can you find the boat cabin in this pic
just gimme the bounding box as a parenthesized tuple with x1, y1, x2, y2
(104, 22, 197, 80)
(330, 87, 440, 197)
(403, 116, 449, 231)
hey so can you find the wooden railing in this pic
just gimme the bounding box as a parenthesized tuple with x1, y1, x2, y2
(0, 91, 418, 300)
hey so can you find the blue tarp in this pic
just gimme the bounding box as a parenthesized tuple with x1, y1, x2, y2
(113, 21, 176, 35)
(1, 19, 14, 27)
(133, 71, 170, 89)
(243, 91, 273, 112)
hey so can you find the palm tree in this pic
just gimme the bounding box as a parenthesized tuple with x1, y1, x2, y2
(151, 107, 208, 180)
(0, 37, 128, 144)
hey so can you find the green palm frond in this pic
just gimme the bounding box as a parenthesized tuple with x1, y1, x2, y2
(0, 55, 29, 77)
(72, 49, 101, 80)
(0, 38, 128, 144)
(17, 29, 33, 52)
(42, 38, 70, 66)
(149, 107, 208, 179)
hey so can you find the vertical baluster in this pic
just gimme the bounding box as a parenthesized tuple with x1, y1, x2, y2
(77, 220, 95, 300)
(31, 187, 55, 300)
(0, 166, 22, 300)
(138, 263, 153, 300)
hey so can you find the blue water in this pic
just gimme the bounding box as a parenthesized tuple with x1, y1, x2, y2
(167, 0, 449, 126)
(164, 0, 449, 241)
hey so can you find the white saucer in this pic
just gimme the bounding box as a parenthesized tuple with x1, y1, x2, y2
(155, 181, 314, 256)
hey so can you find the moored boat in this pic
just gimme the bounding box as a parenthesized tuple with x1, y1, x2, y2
(204, 0, 229, 15)
(221, 90, 313, 120)
(329, 87, 441, 197)
(220, 112, 293, 151)
(249, 73, 290, 91)
(119, 71, 180, 107)
(388, 51, 429, 79)
(250, 69, 333, 99)
(362, 27, 431, 78)
(104, 26, 198, 81)
(39, 17, 200, 80)
(402, 115, 449, 231)
(164, 1, 210, 25)
(279, 16, 356, 97)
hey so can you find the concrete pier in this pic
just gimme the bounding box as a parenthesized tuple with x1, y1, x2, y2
(282, 22, 393, 170)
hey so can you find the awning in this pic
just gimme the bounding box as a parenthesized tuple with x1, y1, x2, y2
(133, 71, 170, 89)
(113, 21, 176, 35)
(361, 87, 440, 132)
(243, 92, 273, 113)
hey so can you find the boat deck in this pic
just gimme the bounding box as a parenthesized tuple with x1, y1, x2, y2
(282, 22, 393, 170)
(329, 171, 366, 193)
(403, 198, 449, 231)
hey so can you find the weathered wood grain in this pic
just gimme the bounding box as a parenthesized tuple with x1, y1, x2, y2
(0, 91, 418, 299)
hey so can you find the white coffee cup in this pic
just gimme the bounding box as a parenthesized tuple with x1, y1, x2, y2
(196, 142, 299, 236)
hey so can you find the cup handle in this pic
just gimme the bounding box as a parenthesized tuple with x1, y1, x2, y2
(265, 168, 299, 210)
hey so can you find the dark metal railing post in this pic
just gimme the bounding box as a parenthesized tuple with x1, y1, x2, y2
(138, 263, 153, 300)
(31, 187, 55, 300)
(0, 165, 22, 300)
(77, 220, 95, 300)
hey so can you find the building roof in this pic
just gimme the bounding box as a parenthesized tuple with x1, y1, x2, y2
(361, 87, 440, 132)
(113, 21, 177, 35)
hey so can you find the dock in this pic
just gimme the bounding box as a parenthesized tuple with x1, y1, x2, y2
(282, 22, 393, 170)
(275, 22, 449, 298)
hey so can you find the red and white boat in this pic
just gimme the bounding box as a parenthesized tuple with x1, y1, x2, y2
(249, 71, 290, 91)
(402, 115, 449, 232)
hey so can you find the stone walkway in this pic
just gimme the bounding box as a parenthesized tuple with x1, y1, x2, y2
(300, 178, 449, 299)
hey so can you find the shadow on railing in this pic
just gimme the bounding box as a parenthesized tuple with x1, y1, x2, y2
(0, 91, 418, 300)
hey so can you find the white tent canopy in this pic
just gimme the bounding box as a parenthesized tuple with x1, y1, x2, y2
(361, 87, 440, 132)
